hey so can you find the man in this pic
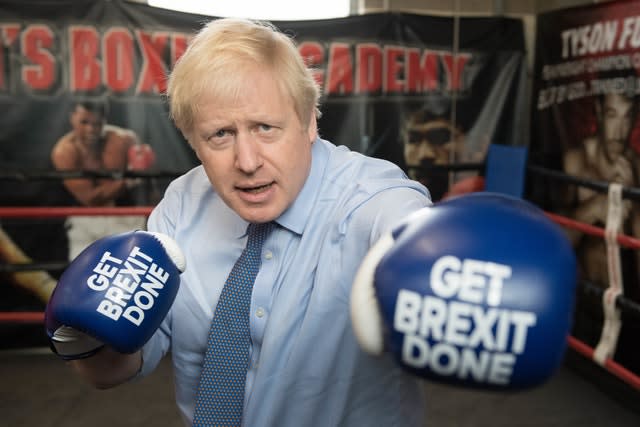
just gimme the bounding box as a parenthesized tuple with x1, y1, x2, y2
(563, 91, 640, 286)
(65, 18, 431, 426)
(563, 90, 640, 376)
(51, 100, 154, 259)
(402, 107, 474, 201)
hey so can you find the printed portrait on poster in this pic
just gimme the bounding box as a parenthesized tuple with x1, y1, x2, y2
(531, 0, 640, 375)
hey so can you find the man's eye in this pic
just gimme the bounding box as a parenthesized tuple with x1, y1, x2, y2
(206, 129, 230, 141)
(408, 129, 451, 145)
(259, 124, 273, 132)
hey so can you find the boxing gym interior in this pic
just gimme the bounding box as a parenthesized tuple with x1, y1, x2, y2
(2, 0, 640, 426)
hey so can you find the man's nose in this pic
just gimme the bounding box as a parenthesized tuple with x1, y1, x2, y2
(415, 141, 436, 159)
(234, 133, 262, 173)
(612, 118, 631, 140)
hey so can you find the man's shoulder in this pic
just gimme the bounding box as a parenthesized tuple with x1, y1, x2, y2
(103, 124, 138, 143)
(322, 141, 426, 197)
(322, 141, 403, 180)
(150, 166, 227, 232)
(165, 165, 210, 195)
(51, 133, 78, 161)
(318, 140, 430, 221)
(52, 132, 74, 148)
(563, 137, 599, 172)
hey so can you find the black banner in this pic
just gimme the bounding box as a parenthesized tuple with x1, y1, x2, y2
(531, 0, 640, 376)
(0, 0, 525, 347)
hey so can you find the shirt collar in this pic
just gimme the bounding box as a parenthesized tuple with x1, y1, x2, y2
(274, 138, 327, 235)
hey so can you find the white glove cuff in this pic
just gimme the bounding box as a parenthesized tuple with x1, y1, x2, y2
(350, 232, 395, 356)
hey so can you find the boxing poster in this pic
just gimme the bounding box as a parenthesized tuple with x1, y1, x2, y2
(530, 0, 640, 376)
(0, 0, 525, 347)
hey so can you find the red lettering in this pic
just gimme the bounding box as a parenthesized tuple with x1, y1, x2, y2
(103, 28, 134, 92)
(69, 26, 101, 91)
(384, 46, 404, 93)
(0, 44, 4, 90)
(356, 43, 381, 93)
(1, 24, 20, 46)
(406, 48, 438, 93)
(22, 25, 56, 91)
(136, 30, 169, 94)
(298, 41, 325, 91)
(441, 53, 471, 91)
(171, 34, 189, 67)
(326, 43, 353, 95)
(0, 25, 476, 99)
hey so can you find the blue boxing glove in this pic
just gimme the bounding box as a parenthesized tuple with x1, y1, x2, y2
(45, 231, 186, 360)
(351, 192, 577, 390)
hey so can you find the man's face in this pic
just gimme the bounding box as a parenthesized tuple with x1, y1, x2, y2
(403, 117, 460, 196)
(600, 93, 635, 161)
(70, 106, 104, 145)
(189, 66, 316, 224)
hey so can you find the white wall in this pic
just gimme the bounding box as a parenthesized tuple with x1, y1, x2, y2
(356, 0, 609, 15)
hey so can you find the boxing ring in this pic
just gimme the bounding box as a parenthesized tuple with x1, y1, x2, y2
(1, 167, 639, 394)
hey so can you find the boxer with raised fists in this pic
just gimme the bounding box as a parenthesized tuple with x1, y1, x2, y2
(351, 192, 577, 390)
(45, 230, 185, 360)
(51, 99, 153, 260)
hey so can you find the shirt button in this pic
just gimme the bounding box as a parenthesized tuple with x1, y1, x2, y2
(264, 250, 273, 260)
(256, 307, 265, 318)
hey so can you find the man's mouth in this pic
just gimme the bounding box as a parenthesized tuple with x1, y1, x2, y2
(240, 182, 273, 194)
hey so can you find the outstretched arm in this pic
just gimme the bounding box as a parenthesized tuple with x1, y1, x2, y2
(70, 348, 142, 389)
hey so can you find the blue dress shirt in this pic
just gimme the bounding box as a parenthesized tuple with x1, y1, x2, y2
(141, 138, 432, 426)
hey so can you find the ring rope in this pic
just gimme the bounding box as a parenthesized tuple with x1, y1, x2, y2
(526, 167, 640, 390)
(0, 206, 154, 218)
(0, 262, 68, 273)
(0, 169, 184, 181)
(0, 312, 44, 323)
(1, 166, 640, 391)
(579, 280, 640, 319)
(406, 162, 484, 172)
(528, 164, 640, 202)
(545, 212, 640, 249)
(568, 335, 640, 390)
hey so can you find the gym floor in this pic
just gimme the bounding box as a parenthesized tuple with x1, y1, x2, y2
(2, 347, 639, 427)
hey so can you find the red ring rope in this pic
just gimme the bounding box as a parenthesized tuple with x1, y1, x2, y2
(0, 206, 154, 218)
(0, 312, 44, 323)
(546, 212, 640, 250)
(567, 336, 640, 390)
(0, 202, 639, 390)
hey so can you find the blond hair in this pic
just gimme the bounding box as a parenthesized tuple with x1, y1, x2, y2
(167, 18, 320, 136)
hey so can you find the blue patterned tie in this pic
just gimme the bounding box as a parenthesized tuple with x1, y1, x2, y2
(193, 222, 273, 427)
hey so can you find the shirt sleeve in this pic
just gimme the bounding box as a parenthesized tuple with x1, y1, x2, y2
(345, 183, 432, 247)
(136, 188, 181, 378)
(367, 187, 431, 245)
(336, 183, 431, 297)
